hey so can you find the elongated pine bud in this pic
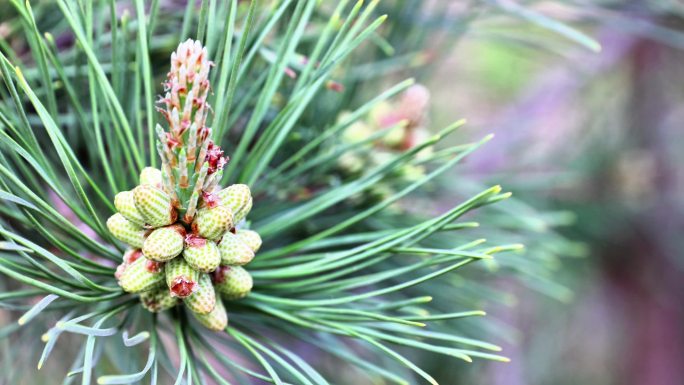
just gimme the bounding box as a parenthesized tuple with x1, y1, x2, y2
(236, 229, 262, 253)
(114, 191, 146, 227)
(165, 257, 199, 298)
(139, 167, 163, 188)
(218, 232, 254, 266)
(184, 274, 216, 315)
(192, 297, 228, 331)
(216, 184, 252, 223)
(143, 224, 186, 262)
(119, 256, 165, 293)
(192, 204, 233, 240)
(140, 286, 178, 312)
(133, 185, 177, 227)
(183, 235, 221, 273)
(107, 213, 146, 248)
(212, 266, 253, 300)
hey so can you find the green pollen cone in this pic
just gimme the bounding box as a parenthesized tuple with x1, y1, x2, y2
(184, 274, 216, 315)
(139, 167, 162, 188)
(191, 204, 233, 240)
(143, 224, 186, 262)
(236, 229, 262, 253)
(192, 297, 228, 332)
(107, 213, 146, 248)
(165, 257, 199, 298)
(133, 184, 177, 227)
(183, 235, 221, 273)
(140, 286, 178, 312)
(217, 184, 252, 223)
(118, 256, 165, 293)
(212, 265, 253, 300)
(218, 232, 254, 266)
(114, 190, 146, 227)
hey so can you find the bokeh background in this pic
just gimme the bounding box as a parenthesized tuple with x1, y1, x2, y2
(417, 2, 684, 384)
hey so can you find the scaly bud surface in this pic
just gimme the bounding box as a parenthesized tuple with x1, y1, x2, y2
(218, 232, 255, 266)
(184, 274, 216, 315)
(140, 286, 178, 312)
(107, 213, 146, 248)
(133, 185, 177, 227)
(212, 266, 253, 300)
(192, 297, 228, 331)
(119, 256, 165, 293)
(236, 229, 262, 253)
(192, 205, 233, 240)
(183, 234, 221, 273)
(143, 224, 186, 261)
(114, 191, 146, 227)
(165, 257, 199, 298)
(216, 184, 252, 223)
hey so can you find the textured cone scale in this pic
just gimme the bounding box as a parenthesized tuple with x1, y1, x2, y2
(118, 256, 165, 293)
(143, 224, 186, 262)
(165, 257, 199, 298)
(236, 230, 262, 253)
(184, 274, 216, 315)
(218, 232, 254, 266)
(139, 167, 163, 188)
(107, 213, 146, 248)
(140, 286, 178, 312)
(216, 184, 252, 223)
(212, 265, 253, 300)
(133, 185, 177, 227)
(115, 249, 144, 279)
(114, 191, 146, 227)
(183, 235, 221, 273)
(192, 205, 233, 240)
(192, 297, 228, 331)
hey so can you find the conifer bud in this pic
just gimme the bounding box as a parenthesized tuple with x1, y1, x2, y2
(212, 266, 253, 300)
(143, 224, 186, 262)
(183, 235, 221, 273)
(118, 256, 165, 293)
(140, 286, 178, 312)
(139, 167, 163, 188)
(133, 185, 177, 227)
(216, 184, 252, 223)
(218, 232, 254, 266)
(107, 213, 146, 248)
(114, 191, 146, 227)
(165, 257, 199, 298)
(115, 249, 144, 280)
(235, 229, 262, 253)
(192, 297, 228, 331)
(191, 205, 233, 240)
(184, 274, 216, 315)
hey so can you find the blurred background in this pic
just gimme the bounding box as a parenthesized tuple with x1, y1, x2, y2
(2, 1, 683, 384)
(415, 2, 684, 384)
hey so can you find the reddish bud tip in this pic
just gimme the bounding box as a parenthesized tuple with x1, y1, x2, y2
(145, 260, 164, 273)
(205, 141, 228, 174)
(185, 233, 207, 247)
(170, 276, 198, 297)
(127, 250, 143, 264)
(202, 192, 219, 208)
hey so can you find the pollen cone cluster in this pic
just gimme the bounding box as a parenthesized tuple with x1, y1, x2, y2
(106, 40, 259, 331)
